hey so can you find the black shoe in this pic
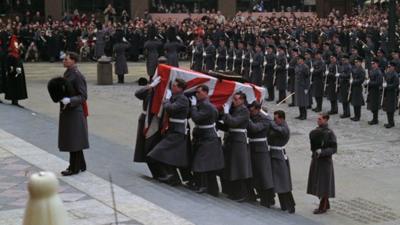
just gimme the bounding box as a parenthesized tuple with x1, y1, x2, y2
(368, 120, 378, 125)
(307, 106, 312, 109)
(288, 103, 296, 107)
(340, 114, 350, 119)
(384, 123, 394, 128)
(266, 98, 274, 102)
(12, 102, 24, 108)
(328, 110, 338, 115)
(313, 208, 327, 214)
(295, 116, 302, 120)
(312, 108, 321, 112)
(158, 174, 174, 183)
(195, 187, 208, 194)
(288, 208, 295, 214)
(61, 170, 79, 176)
(350, 117, 360, 121)
(234, 197, 248, 203)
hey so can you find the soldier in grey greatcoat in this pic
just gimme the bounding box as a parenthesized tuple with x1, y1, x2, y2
(147, 78, 190, 186)
(275, 46, 288, 103)
(189, 85, 224, 196)
(164, 27, 185, 68)
(204, 38, 216, 71)
(326, 55, 340, 115)
(233, 41, 245, 75)
(249, 43, 263, 86)
(287, 49, 298, 107)
(113, 31, 131, 84)
(294, 55, 310, 120)
(134, 77, 162, 179)
(220, 92, 252, 202)
(216, 39, 227, 71)
(144, 26, 163, 78)
(307, 113, 337, 214)
(242, 44, 254, 81)
(367, 59, 383, 125)
(190, 37, 204, 72)
(350, 57, 365, 121)
(311, 51, 325, 112)
(338, 55, 352, 118)
(247, 101, 274, 207)
(382, 62, 399, 128)
(94, 24, 106, 59)
(268, 110, 295, 213)
(264, 45, 276, 101)
(59, 52, 89, 176)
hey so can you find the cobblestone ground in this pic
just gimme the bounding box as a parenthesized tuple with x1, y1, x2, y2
(0, 61, 399, 225)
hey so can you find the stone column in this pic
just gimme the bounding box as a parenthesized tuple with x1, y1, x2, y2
(130, 0, 149, 18)
(218, 0, 236, 18)
(45, 0, 63, 20)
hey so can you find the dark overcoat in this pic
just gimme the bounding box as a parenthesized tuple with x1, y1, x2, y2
(350, 66, 365, 106)
(5, 56, 28, 101)
(191, 99, 224, 172)
(114, 42, 130, 75)
(58, 65, 89, 152)
(294, 63, 310, 107)
(247, 111, 274, 190)
(382, 71, 399, 113)
(367, 68, 383, 112)
(307, 124, 337, 198)
(222, 105, 252, 181)
(147, 92, 190, 167)
(144, 40, 162, 77)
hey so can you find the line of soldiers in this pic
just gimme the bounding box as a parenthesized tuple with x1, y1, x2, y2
(190, 37, 400, 128)
(134, 78, 296, 213)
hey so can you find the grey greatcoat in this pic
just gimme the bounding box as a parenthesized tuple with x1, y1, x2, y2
(268, 121, 292, 194)
(222, 105, 252, 181)
(311, 59, 325, 98)
(144, 40, 163, 77)
(243, 49, 253, 81)
(338, 63, 352, 103)
(233, 49, 244, 75)
(382, 71, 399, 113)
(287, 56, 297, 93)
(275, 53, 288, 91)
(113, 42, 131, 75)
(263, 53, 276, 90)
(133, 86, 151, 162)
(191, 99, 224, 172)
(326, 63, 339, 101)
(216, 46, 227, 71)
(191, 43, 204, 72)
(350, 66, 365, 106)
(147, 92, 190, 167)
(247, 111, 274, 190)
(58, 65, 89, 152)
(294, 63, 310, 107)
(250, 51, 264, 86)
(204, 44, 216, 71)
(164, 41, 185, 67)
(367, 68, 383, 112)
(307, 124, 337, 198)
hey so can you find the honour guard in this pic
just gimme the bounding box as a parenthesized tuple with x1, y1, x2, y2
(264, 45, 276, 101)
(287, 48, 298, 107)
(382, 62, 399, 128)
(144, 26, 163, 78)
(233, 41, 245, 75)
(190, 36, 205, 72)
(338, 55, 352, 118)
(275, 46, 288, 103)
(204, 37, 216, 71)
(311, 50, 325, 112)
(294, 55, 310, 120)
(350, 57, 366, 121)
(366, 59, 383, 125)
(216, 39, 227, 71)
(326, 55, 340, 115)
(250, 43, 264, 86)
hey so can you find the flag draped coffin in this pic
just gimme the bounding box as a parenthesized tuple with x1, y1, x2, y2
(143, 64, 266, 142)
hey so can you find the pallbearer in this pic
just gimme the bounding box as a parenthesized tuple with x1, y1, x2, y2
(350, 57, 365, 121)
(382, 62, 399, 128)
(189, 85, 224, 196)
(307, 113, 337, 214)
(268, 110, 295, 213)
(247, 101, 274, 207)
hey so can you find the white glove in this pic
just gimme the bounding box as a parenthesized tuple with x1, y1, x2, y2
(165, 89, 172, 100)
(383, 82, 387, 88)
(250, 59, 253, 64)
(16, 67, 22, 74)
(366, 79, 370, 84)
(223, 103, 230, 114)
(192, 48, 196, 54)
(274, 64, 277, 70)
(61, 97, 71, 105)
(149, 76, 161, 88)
(325, 70, 329, 76)
(123, 37, 127, 42)
(242, 55, 245, 59)
(190, 96, 197, 106)
(350, 78, 353, 84)
(304, 89, 308, 95)
(310, 67, 314, 73)
(335, 73, 340, 78)
(316, 149, 322, 155)
(203, 52, 206, 57)
(285, 64, 289, 69)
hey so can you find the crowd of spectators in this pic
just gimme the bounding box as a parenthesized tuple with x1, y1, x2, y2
(0, 2, 398, 64)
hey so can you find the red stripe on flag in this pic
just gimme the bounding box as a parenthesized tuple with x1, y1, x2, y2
(151, 64, 171, 115)
(186, 77, 210, 89)
(210, 80, 236, 110)
(249, 84, 262, 102)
